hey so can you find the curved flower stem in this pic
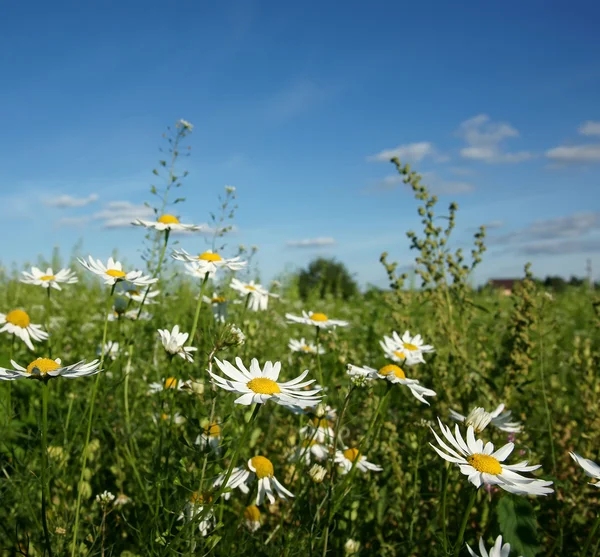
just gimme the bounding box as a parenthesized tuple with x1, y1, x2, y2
(453, 488, 477, 556)
(136, 229, 170, 319)
(45, 288, 53, 359)
(41, 381, 54, 557)
(583, 513, 600, 556)
(315, 326, 323, 387)
(188, 273, 210, 346)
(70, 285, 114, 557)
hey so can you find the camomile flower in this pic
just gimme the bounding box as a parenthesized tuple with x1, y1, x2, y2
(172, 249, 246, 276)
(132, 214, 204, 232)
(286, 311, 348, 329)
(178, 492, 213, 538)
(335, 448, 383, 475)
(123, 287, 160, 304)
(147, 377, 189, 394)
(348, 363, 436, 405)
(157, 325, 197, 362)
(289, 338, 325, 355)
(292, 438, 330, 464)
(299, 415, 335, 444)
(569, 452, 600, 487)
(243, 505, 261, 532)
(156, 412, 186, 425)
(213, 455, 294, 505)
(0, 310, 48, 351)
(97, 341, 120, 360)
(430, 419, 553, 496)
(195, 422, 222, 452)
(209, 357, 322, 408)
(467, 535, 521, 557)
(78, 256, 158, 287)
(107, 309, 153, 322)
(449, 404, 522, 434)
(177, 119, 194, 131)
(0, 357, 101, 381)
(20, 266, 78, 290)
(230, 278, 276, 311)
(380, 330, 434, 364)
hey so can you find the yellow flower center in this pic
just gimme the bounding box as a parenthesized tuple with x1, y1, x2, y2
(467, 454, 502, 475)
(40, 275, 55, 281)
(244, 505, 260, 522)
(343, 448, 360, 463)
(106, 269, 126, 278)
(250, 456, 274, 478)
(247, 378, 281, 395)
(198, 251, 222, 262)
(204, 423, 221, 437)
(26, 358, 60, 376)
(245, 285, 256, 291)
(212, 296, 226, 303)
(5, 309, 30, 328)
(311, 417, 330, 429)
(164, 377, 178, 389)
(378, 364, 406, 379)
(302, 439, 318, 448)
(301, 345, 313, 352)
(310, 313, 328, 322)
(190, 491, 212, 505)
(393, 350, 406, 359)
(129, 290, 140, 297)
(403, 342, 418, 351)
(157, 214, 180, 224)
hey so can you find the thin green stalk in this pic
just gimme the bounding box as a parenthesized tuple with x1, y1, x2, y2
(315, 326, 323, 387)
(70, 286, 114, 556)
(188, 273, 210, 346)
(539, 320, 556, 474)
(45, 287, 53, 358)
(453, 488, 477, 557)
(41, 382, 54, 557)
(123, 343, 135, 437)
(583, 514, 600, 556)
(440, 464, 449, 555)
(409, 431, 424, 547)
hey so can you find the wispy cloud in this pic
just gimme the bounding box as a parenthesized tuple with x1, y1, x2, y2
(545, 144, 600, 163)
(484, 220, 505, 230)
(286, 237, 336, 248)
(93, 201, 154, 228)
(44, 193, 99, 208)
(513, 238, 600, 256)
(367, 142, 438, 163)
(456, 114, 532, 164)
(579, 121, 600, 136)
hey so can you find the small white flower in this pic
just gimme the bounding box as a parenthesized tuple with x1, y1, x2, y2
(286, 311, 348, 329)
(178, 492, 214, 538)
(173, 249, 246, 278)
(177, 119, 193, 131)
(449, 404, 522, 433)
(225, 185, 236, 193)
(20, 266, 78, 290)
(230, 278, 276, 311)
(570, 452, 600, 487)
(309, 463, 327, 483)
(157, 325, 197, 362)
(0, 358, 101, 381)
(467, 535, 521, 557)
(0, 309, 48, 351)
(345, 539, 361, 555)
(289, 338, 325, 354)
(78, 256, 158, 287)
(113, 493, 131, 507)
(243, 505, 261, 532)
(123, 287, 160, 304)
(380, 330, 434, 364)
(335, 448, 383, 475)
(95, 491, 115, 505)
(292, 438, 330, 464)
(133, 214, 205, 232)
(195, 422, 221, 452)
(147, 377, 189, 394)
(213, 455, 294, 505)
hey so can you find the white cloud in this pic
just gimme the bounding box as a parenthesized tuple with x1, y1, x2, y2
(367, 142, 436, 163)
(545, 144, 600, 163)
(579, 121, 600, 136)
(93, 201, 154, 228)
(367, 172, 474, 195)
(485, 220, 505, 230)
(286, 237, 336, 248)
(44, 193, 99, 208)
(457, 114, 532, 164)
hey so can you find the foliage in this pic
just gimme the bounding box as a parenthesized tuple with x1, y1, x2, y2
(297, 257, 358, 302)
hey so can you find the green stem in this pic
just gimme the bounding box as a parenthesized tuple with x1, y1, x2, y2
(124, 343, 135, 437)
(45, 287, 53, 358)
(441, 464, 449, 555)
(538, 321, 556, 474)
(188, 273, 210, 346)
(70, 286, 113, 556)
(315, 326, 323, 387)
(41, 382, 54, 557)
(453, 488, 477, 557)
(583, 513, 600, 556)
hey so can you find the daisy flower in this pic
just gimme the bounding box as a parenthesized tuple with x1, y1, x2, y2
(335, 448, 383, 475)
(108, 309, 153, 322)
(172, 249, 246, 277)
(123, 287, 160, 304)
(132, 214, 205, 232)
(178, 492, 213, 538)
(449, 404, 522, 434)
(157, 325, 197, 362)
(213, 455, 294, 505)
(292, 438, 330, 464)
(78, 256, 158, 287)
(348, 364, 436, 405)
(195, 422, 222, 452)
(208, 357, 322, 408)
(299, 415, 335, 444)
(286, 311, 348, 329)
(0, 357, 101, 381)
(380, 330, 434, 364)
(148, 377, 189, 394)
(243, 505, 261, 532)
(20, 266, 78, 290)
(97, 341, 120, 360)
(156, 412, 186, 425)
(230, 278, 276, 311)
(569, 452, 600, 487)
(0, 310, 48, 351)
(289, 338, 325, 355)
(430, 419, 553, 496)
(467, 535, 521, 557)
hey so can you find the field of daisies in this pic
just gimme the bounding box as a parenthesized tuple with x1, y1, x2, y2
(0, 122, 598, 557)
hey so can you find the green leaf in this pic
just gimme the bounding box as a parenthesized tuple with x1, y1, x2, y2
(497, 495, 541, 557)
(174, 197, 186, 204)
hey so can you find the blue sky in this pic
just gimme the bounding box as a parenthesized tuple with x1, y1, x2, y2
(1, 0, 599, 287)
